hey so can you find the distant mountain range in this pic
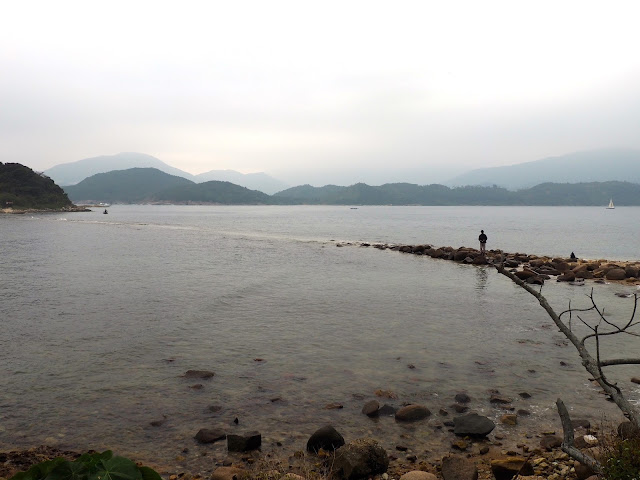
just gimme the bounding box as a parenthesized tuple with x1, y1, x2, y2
(62, 167, 640, 206)
(45, 152, 289, 194)
(63, 168, 271, 204)
(447, 148, 640, 189)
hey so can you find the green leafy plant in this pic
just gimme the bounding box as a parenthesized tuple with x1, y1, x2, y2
(9, 451, 161, 480)
(601, 435, 640, 480)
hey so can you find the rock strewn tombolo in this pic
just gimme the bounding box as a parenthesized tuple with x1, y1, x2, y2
(342, 241, 640, 285)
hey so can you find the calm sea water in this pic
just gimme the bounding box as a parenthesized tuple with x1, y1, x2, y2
(1, 206, 639, 471)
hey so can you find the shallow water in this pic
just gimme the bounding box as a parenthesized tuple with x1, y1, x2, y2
(1, 206, 639, 471)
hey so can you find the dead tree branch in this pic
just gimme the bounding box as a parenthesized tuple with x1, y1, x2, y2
(495, 264, 640, 466)
(556, 398, 602, 473)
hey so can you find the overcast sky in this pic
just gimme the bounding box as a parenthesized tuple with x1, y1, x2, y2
(2, 0, 640, 185)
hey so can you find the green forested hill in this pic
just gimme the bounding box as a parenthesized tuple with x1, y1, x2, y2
(274, 181, 640, 205)
(151, 180, 272, 204)
(0, 162, 73, 209)
(64, 168, 272, 204)
(64, 168, 195, 203)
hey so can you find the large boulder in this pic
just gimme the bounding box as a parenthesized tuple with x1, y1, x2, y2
(626, 265, 639, 278)
(575, 270, 594, 279)
(514, 269, 537, 280)
(490, 457, 534, 480)
(606, 268, 627, 280)
(395, 404, 431, 422)
(333, 438, 389, 480)
(453, 413, 495, 437)
(307, 425, 345, 453)
(441, 455, 478, 480)
(454, 250, 471, 262)
(557, 272, 576, 282)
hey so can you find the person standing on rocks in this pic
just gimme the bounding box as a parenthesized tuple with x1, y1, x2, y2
(478, 230, 487, 254)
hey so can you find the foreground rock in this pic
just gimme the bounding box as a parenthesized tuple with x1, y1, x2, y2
(227, 432, 261, 452)
(453, 413, 495, 437)
(211, 466, 246, 480)
(441, 455, 478, 480)
(333, 438, 389, 480)
(306, 425, 345, 453)
(399, 472, 437, 480)
(490, 456, 534, 480)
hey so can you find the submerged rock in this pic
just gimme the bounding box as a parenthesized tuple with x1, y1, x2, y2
(194, 428, 226, 444)
(227, 431, 261, 452)
(183, 370, 215, 379)
(453, 413, 495, 437)
(395, 404, 431, 422)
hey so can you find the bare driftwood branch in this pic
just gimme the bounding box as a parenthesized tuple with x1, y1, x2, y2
(494, 264, 640, 429)
(599, 358, 640, 367)
(556, 398, 602, 473)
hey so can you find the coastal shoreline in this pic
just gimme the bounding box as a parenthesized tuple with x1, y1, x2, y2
(0, 206, 91, 214)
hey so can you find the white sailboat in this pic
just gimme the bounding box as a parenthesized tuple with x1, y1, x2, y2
(606, 198, 615, 209)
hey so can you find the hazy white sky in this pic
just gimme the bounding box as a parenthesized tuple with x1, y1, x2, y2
(2, 0, 640, 184)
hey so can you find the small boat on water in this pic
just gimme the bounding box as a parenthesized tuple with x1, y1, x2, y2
(103, 209, 108, 214)
(606, 199, 615, 209)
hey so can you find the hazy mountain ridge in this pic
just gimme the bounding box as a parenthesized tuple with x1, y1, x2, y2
(193, 170, 289, 194)
(44, 152, 287, 194)
(447, 148, 640, 189)
(62, 167, 640, 205)
(275, 181, 640, 205)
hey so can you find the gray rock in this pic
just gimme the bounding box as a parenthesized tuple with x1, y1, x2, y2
(453, 413, 495, 437)
(307, 425, 345, 453)
(377, 404, 397, 416)
(333, 438, 389, 480)
(441, 455, 478, 480)
(454, 393, 471, 403)
(227, 431, 261, 452)
(361, 400, 380, 417)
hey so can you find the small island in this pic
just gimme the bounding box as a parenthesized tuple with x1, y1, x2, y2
(0, 162, 89, 213)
